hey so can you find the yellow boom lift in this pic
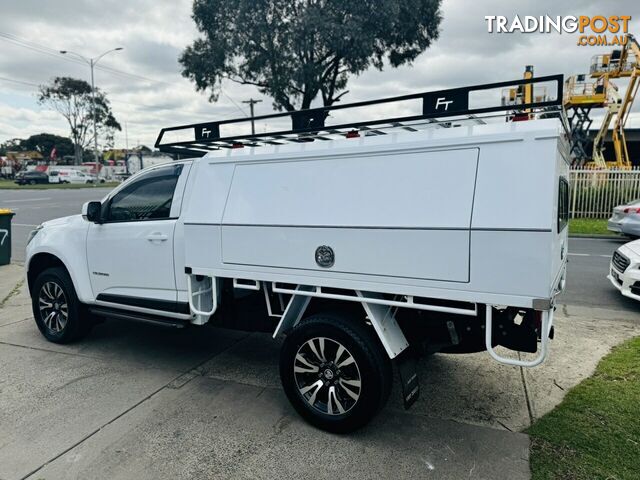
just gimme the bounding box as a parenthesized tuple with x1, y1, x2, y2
(564, 34, 640, 168)
(590, 34, 640, 168)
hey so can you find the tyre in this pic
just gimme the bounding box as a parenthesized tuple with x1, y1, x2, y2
(280, 312, 392, 433)
(31, 267, 93, 343)
(29, 180, 35, 185)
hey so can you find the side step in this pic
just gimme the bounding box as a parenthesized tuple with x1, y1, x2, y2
(89, 307, 189, 329)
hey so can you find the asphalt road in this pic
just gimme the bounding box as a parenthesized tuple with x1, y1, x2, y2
(0, 186, 113, 263)
(560, 237, 639, 313)
(1, 187, 637, 314)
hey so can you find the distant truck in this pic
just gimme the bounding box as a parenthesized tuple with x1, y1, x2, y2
(25, 76, 569, 432)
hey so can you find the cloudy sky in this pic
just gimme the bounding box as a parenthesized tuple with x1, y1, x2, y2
(0, 0, 638, 149)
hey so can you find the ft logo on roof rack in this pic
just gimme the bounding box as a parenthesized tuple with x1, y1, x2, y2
(422, 88, 468, 116)
(195, 123, 220, 141)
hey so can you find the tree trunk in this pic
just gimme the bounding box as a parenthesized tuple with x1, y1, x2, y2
(73, 143, 82, 165)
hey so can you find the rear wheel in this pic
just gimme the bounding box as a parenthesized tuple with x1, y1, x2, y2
(280, 312, 392, 433)
(31, 267, 93, 343)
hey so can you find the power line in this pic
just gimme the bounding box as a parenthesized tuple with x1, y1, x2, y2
(0, 31, 249, 118)
(0, 34, 88, 68)
(0, 75, 240, 125)
(0, 32, 167, 86)
(0, 76, 39, 87)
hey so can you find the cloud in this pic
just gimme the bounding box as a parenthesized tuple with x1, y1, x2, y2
(1, 0, 639, 148)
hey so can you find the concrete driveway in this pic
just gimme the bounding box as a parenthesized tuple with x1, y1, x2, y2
(0, 264, 638, 480)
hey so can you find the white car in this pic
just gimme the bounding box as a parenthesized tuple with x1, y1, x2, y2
(608, 240, 640, 300)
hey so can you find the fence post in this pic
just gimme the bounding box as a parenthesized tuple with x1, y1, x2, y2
(569, 169, 579, 218)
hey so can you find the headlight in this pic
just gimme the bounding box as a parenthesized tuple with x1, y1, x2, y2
(26, 225, 43, 245)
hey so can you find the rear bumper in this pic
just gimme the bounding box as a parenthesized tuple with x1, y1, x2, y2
(609, 216, 640, 236)
(621, 221, 640, 236)
(607, 219, 623, 233)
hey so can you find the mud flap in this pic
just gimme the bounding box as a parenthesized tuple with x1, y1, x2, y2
(396, 350, 420, 409)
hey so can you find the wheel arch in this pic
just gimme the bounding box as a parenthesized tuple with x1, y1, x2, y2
(273, 288, 407, 359)
(27, 253, 71, 296)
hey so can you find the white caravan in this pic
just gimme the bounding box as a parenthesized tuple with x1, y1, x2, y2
(25, 76, 569, 432)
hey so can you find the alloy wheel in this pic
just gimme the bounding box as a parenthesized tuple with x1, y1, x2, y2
(38, 281, 68, 333)
(294, 337, 362, 415)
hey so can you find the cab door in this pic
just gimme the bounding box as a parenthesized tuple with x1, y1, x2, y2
(87, 163, 188, 314)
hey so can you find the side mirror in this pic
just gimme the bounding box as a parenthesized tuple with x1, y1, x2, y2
(82, 201, 102, 223)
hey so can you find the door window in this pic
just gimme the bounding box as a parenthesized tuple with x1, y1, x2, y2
(105, 164, 183, 222)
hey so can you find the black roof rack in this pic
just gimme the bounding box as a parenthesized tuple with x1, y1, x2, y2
(155, 74, 564, 157)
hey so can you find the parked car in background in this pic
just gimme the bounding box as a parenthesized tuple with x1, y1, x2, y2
(608, 199, 640, 238)
(58, 169, 95, 184)
(14, 171, 49, 185)
(608, 239, 640, 301)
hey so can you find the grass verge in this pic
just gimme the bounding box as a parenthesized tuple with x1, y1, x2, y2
(569, 218, 614, 236)
(528, 336, 640, 480)
(0, 180, 119, 190)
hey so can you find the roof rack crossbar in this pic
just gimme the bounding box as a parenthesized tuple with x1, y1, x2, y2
(155, 74, 563, 156)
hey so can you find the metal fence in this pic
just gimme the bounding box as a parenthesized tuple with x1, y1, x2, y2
(570, 167, 640, 218)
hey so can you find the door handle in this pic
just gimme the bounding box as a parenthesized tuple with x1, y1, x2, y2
(146, 232, 168, 242)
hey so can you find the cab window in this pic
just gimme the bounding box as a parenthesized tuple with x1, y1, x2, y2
(105, 164, 183, 222)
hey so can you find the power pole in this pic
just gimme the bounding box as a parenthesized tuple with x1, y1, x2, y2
(124, 121, 129, 175)
(90, 58, 98, 169)
(242, 98, 262, 135)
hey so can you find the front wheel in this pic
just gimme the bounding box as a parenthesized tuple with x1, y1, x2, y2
(31, 267, 93, 343)
(280, 312, 392, 433)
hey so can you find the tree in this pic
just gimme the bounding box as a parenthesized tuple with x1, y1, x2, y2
(19, 133, 75, 159)
(0, 138, 22, 155)
(180, 0, 442, 115)
(38, 77, 121, 164)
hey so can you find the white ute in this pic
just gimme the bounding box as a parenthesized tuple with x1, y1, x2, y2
(26, 77, 569, 432)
